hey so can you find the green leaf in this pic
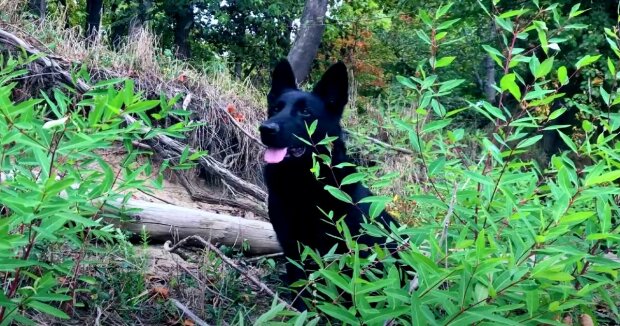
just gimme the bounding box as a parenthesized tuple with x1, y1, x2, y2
(481, 102, 507, 121)
(317, 304, 358, 324)
(557, 66, 569, 85)
(0, 259, 39, 271)
(435, 56, 456, 68)
(557, 130, 578, 153)
(324, 186, 353, 204)
(499, 9, 529, 18)
(575, 55, 601, 70)
(608, 57, 617, 76)
(600, 86, 611, 106)
(526, 290, 539, 317)
(495, 17, 513, 33)
(534, 271, 574, 281)
(586, 170, 620, 186)
(341, 172, 365, 186)
(569, 3, 587, 18)
(548, 107, 566, 120)
(396, 75, 416, 89)
(437, 19, 460, 31)
(26, 300, 70, 319)
(535, 57, 554, 78)
(319, 270, 351, 293)
(92, 78, 125, 89)
(124, 100, 160, 114)
(306, 120, 318, 137)
(500, 73, 522, 100)
(364, 306, 409, 324)
(559, 212, 594, 225)
(438, 79, 465, 93)
(464, 170, 494, 186)
(422, 119, 452, 133)
(428, 156, 446, 176)
(517, 135, 543, 149)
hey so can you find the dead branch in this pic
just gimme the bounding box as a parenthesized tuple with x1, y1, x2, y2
(0, 27, 268, 203)
(170, 298, 210, 326)
(175, 173, 268, 219)
(109, 199, 281, 255)
(124, 114, 267, 203)
(165, 236, 297, 312)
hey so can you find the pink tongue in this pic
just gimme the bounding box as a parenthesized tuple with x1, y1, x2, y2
(264, 147, 288, 163)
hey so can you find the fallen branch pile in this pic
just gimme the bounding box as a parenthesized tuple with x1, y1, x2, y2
(0, 25, 268, 217)
(0, 27, 274, 247)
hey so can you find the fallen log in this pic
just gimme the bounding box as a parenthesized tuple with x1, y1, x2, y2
(111, 199, 281, 255)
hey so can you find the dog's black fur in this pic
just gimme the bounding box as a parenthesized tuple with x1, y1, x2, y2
(260, 59, 400, 311)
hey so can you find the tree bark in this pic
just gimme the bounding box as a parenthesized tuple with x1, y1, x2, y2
(111, 199, 281, 255)
(85, 0, 104, 44)
(287, 0, 328, 84)
(29, 0, 46, 19)
(172, 3, 194, 59)
(483, 21, 497, 104)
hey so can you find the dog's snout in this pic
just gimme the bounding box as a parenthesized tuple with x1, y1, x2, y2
(259, 122, 280, 135)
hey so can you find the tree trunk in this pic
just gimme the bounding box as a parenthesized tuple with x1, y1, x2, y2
(85, 0, 104, 44)
(173, 4, 194, 59)
(29, 0, 46, 19)
(129, 0, 152, 37)
(287, 0, 328, 84)
(483, 21, 497, 104)
(111, 199, 281, 255)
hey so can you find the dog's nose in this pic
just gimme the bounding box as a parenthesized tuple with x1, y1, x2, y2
(259, 122, 279, 135)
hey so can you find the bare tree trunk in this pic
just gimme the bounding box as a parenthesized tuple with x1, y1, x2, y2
(287, 0, 328, 84)
(483, 21, 497, 104)
(173, 3, 194, 59)
(29, 0, 46, 19)
(85, 0, 103, 44)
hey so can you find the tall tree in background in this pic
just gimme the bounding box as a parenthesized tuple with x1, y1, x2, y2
(158, 1, 194, 59)
(85, 0, 104, 43)
(287, 0, 328, 83)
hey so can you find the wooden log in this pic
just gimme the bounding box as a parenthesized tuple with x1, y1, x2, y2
(112, 199, 281, 255)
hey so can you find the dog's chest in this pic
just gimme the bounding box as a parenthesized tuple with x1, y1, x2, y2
(264, 163, 348, 245)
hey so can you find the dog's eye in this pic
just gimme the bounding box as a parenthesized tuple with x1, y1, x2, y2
(299, 108, 311, 116)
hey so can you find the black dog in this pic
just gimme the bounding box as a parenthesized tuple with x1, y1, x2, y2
(260, 59, 400, 311)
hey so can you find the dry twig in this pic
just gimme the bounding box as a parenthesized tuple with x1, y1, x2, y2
(170, 298, 211, 326)
(164, 237, 297, 312)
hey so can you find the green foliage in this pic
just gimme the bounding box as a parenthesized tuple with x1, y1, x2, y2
(254, 1, 620, 324)
(0, 53, 196, 324)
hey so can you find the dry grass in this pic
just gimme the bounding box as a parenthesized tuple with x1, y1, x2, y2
(1, 2, 266, 186)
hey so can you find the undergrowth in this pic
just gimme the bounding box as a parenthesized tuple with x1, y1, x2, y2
(253, 1, 620, 325)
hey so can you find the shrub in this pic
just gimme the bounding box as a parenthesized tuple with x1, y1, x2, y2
(255, 1, 620, 325)
(0, 53, 196, 324)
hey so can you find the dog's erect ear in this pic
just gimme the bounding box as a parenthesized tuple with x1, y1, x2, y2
(312, 62, 349, 115)
(268, 59, 297, 104)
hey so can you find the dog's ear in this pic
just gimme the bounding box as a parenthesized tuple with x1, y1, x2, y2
(312, 61, 349, 115)
(268, 59, 297, 105)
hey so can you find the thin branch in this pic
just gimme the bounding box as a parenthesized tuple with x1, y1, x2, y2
(345, 129, 414, 155)
(164, 237, 298, 312)
(244, 252, 284, 263)
(169, 298, 211, 326)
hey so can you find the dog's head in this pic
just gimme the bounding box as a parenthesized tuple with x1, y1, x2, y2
(260, 59, 349, 164)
